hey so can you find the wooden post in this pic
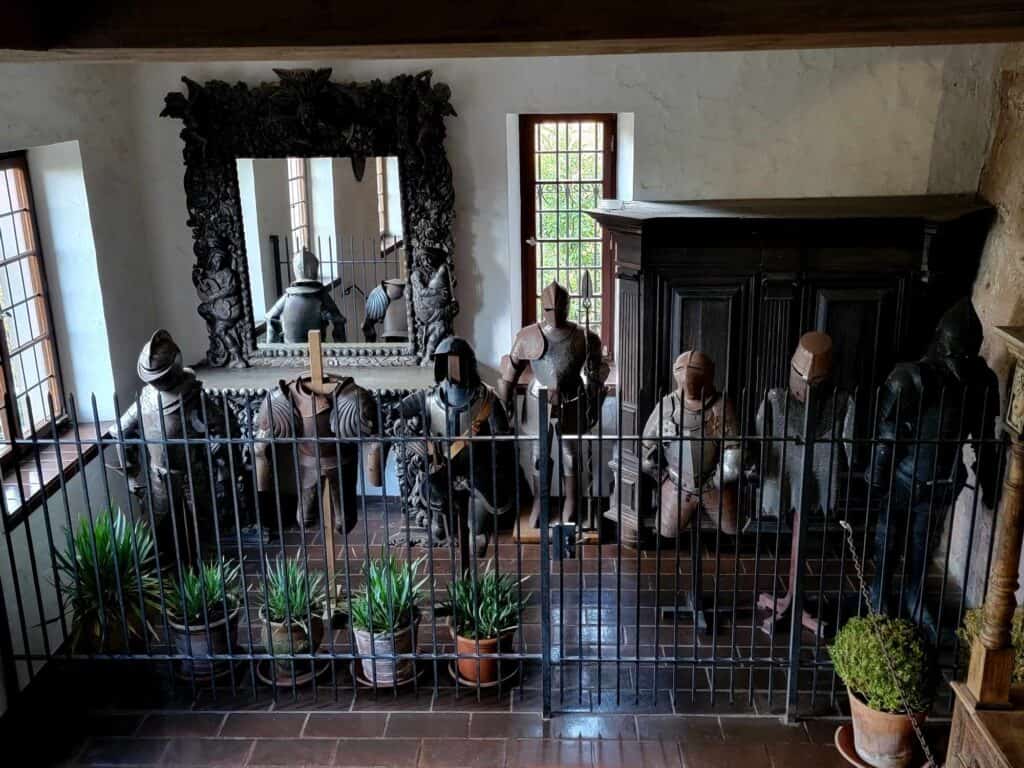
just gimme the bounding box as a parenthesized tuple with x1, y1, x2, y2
(969, 326, 1024, 707)
(307, 330, 339, 610)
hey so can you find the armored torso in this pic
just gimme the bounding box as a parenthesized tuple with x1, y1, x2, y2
(511, 322, 597, 401)
(134, 372, 208, 473)
(255, 373, 376, 491)
(426, 383, 498, 439)
(756, 388, 855, 518)
(642, 392, 737, 492)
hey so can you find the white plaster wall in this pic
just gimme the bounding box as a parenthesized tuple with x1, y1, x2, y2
(126, 46, 1001, 370)
(0, 64, 155, 405)
(0, 46, 1005, 385)
(26, 141, 116, 417)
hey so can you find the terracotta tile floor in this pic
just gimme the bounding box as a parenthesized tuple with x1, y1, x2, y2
(22, 709, 949, 767)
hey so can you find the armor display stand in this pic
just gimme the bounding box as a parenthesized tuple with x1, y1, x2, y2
(306, 330, 341, 618)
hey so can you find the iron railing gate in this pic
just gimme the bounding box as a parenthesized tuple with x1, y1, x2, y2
(0, 382, 1005, 722)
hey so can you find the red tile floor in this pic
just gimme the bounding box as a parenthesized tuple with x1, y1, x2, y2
(15, 707, 951, 767)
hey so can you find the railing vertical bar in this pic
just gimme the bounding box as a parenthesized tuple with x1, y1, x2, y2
(538, 387, 552, 719)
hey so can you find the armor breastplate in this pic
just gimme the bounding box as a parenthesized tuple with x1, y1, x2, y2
(138, 381, 201, 473)
(279, 290, 326, 343)
(894, 361, 973, 486)
(649, 393, 725, 492)
(427, 385, 490, 438)
(528, 325, 588, 398)
(758, 388, 852, 517)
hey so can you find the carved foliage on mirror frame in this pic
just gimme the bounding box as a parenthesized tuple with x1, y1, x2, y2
(162, 68, 458, 367)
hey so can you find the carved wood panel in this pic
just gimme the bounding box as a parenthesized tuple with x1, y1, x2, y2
(162, 69, 458, 368)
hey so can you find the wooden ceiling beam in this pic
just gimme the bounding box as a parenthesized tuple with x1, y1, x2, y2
(3, 0, 1024, 60)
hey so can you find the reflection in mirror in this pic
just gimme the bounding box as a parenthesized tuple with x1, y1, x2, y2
(236, 156, 408, 346)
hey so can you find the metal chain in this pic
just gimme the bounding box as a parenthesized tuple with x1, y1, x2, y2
(837, 520, 938, 768)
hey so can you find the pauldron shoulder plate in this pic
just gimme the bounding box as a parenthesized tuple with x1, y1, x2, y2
(511, 323, 547, 362)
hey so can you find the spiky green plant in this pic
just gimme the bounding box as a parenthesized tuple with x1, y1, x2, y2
(446, 564, 528, 640)
(350, 556, 426, 635)
(53, 508, 160, 651)
(959, 606, 1024, 683)
(829, 615, 936, 714)
(262, 555, 325, 625)
(166, 559, 241, 626)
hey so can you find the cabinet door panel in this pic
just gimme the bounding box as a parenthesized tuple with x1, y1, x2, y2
(810, 282, 901, 399)
(663, 279, 749, 401)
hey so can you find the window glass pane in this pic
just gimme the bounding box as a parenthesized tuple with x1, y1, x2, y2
(526, 118, 611, 346)
(0, 172, 9, 215)
(538, 123, 557, 152)
(0, 216, 16, 259)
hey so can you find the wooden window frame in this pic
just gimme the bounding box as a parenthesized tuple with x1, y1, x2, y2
(519, 113, 617, 354)
(0, 151, 66, 469)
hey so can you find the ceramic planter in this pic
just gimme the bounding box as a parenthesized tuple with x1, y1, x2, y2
(454, 627, 517, 685)
(168, 606, 240, 678)
(261, 609, 325, 676)
(848, 691, 926, 768)
(353, 618, 417, 686)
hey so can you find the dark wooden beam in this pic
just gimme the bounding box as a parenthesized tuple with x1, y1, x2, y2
(3, 0, 1024, 59)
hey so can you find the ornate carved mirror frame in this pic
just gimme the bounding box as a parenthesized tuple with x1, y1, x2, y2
(162, 68, 458, 368)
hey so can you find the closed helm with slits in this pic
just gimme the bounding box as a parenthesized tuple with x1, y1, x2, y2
(789, 331, 833, 403)
(541, 281, 570, 330)
(432, 336, 480, 389)
(674, 351, 716, 403)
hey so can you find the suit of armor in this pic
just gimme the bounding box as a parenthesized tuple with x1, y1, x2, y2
(254, 373, 380, 534)
(266, 248, 346, 343)
(498, 282, 609, 525)
(642, 352, 741, 538)
(396, 337, 515, 555)
(869, 298, 999, 636)
(756, 331, 854, 636)
(117, 330, 241, 541)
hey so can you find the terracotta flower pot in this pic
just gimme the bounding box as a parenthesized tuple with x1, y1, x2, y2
(454, 628, 517, 685)
(261, 609, 324, 677)
(848, 691, 927, 768)
(353, 618, 417, 686)
(168, 606, 240, 678)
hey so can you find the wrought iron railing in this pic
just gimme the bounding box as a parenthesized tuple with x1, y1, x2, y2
(0, 384, 1005, 721)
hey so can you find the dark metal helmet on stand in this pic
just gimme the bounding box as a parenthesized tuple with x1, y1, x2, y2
(137, 329, 186, 389)
(928, 297, 983, 361)
(673, 350, 716, 404)
(432, 336, 480, 389)
(289, 247, 323, 294)
(789, 331, 833, 403)
(541, 281, 570, 330)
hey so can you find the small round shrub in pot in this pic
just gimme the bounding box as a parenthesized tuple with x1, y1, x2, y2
(830, 615, 935, 768)
(54, 508, 160, 653)
(446, 566, 527, 685)
(165, 559, 241, 678)
(350, 556, 426, 686)
(260, 555, 326, 678)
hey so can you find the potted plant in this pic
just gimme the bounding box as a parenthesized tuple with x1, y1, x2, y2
(830, 615, 935, 768)
(54, 508, 160, 653)
(446, 565, 527, 685)
(165, 559, 242, 678)
(349, 556, 426, 686)
(958, 605, 1024, 683)
(260, 555, 326, 678)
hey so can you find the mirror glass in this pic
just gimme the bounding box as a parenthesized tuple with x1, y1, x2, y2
(236, 156, 409, 347)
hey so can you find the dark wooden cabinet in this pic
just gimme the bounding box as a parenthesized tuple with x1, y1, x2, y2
(588, 196, 993, 543)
